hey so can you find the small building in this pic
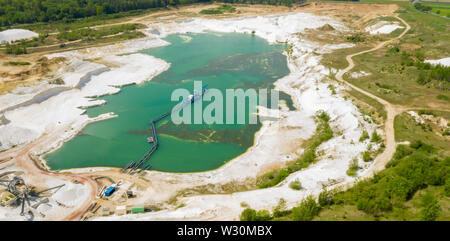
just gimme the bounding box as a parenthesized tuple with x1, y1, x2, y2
(126, 190, 133, 198)
(116, 205, 127, 216)
(131, 205, 145, 214)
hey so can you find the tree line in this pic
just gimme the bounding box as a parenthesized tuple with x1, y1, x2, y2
(0, 0, 307, 27)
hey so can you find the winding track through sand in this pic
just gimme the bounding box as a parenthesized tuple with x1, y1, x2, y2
(335, 15, 410, 174)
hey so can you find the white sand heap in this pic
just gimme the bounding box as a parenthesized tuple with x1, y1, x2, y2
(0, 29, 38, 43)
(425, 57, 450, 67)
(52, 182, 89, 207)
(365, 21, 404, 35)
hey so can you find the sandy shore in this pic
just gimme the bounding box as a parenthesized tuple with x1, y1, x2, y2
(1, 12, 384, 220)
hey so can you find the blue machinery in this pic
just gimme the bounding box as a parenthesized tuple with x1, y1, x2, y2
(122, 85, 207, 173)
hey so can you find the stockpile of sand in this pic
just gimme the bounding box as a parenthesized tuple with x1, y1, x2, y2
(52, 182, 88, 207)
(0, 29, 38, 43)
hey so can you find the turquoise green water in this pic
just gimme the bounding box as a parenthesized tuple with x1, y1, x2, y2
(45, 32, 290, 172)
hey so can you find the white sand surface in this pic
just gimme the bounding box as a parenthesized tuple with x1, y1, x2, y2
(0, 29, 38, 43)
(365, 21, 404, 35)
(53, 182, 89, 207)
(425, 57, 450, 67)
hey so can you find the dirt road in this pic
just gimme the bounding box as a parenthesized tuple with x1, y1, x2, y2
(335, 15, 411, 174)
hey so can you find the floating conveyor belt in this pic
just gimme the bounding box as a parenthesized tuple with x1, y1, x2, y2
(123, 85, 207, 173)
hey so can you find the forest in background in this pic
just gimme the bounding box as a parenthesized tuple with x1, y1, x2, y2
(0, 0, 308, 27)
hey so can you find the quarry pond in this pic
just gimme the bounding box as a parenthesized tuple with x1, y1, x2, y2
(45, 32, 290, 172)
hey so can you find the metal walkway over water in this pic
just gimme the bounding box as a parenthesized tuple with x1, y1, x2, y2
(122, 86, 207, 174)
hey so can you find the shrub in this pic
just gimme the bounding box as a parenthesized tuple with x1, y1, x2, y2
(317, 111, 330, 122)
(387, 176, 414, 201)
(443, 128, 450, 136)
(291, 196, 320, 221)
(240, 208, 272, 221)
(240, 208, 257, 221)
(417, 110, 435, 116)
(318, 190, 334, 207)
(48, 78, 65, 85)
(199, 9, 222, 14)
(359, 130, 369, 142)
(436, 95, 450, 101)
(356, 196, 392, 215)
(417, 71, 431, 85)
(328, 84, 336, 95)
(347, 158, 359, 176)
(5, 42, 27, 55)
(420, 192, 441, 221)
(387, 145, 413, 168)
(289, 179, 302, 190)
(371, 131, 381, 143)
(362, 151, 372, 162)
(217, 5, 236, 13)
(409, 140, 435, 153)
(444, 179, 450, 197)
(255, 210, 271, 221)
(258, 168, 290, 188)
(5, 61, 30, 66)
(388, 46, 400, 54)
(273, 198, 288, 218)
(351, 157, 360, 168)
(346, 33, 365, 43)
(393, 145, 413, 160)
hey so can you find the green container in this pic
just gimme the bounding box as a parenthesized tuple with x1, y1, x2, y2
(131, 205, 145, 214)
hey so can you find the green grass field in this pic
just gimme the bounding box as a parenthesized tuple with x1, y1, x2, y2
(341, 1, 450, 110)
(422, 1, 450, 17)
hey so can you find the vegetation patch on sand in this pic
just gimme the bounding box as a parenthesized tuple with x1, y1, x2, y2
(56, 24, 145, 41)
(257, 111, 333, 188)
(200, 4, 236, 15)
(3, 61, 30, 66)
